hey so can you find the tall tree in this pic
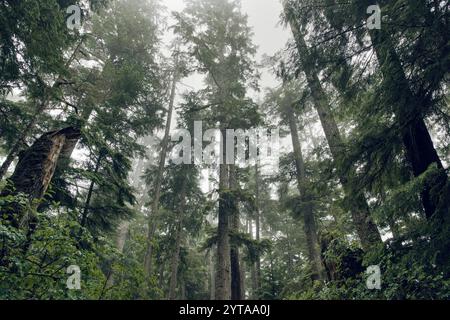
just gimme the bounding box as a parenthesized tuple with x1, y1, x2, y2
(282, 0, 382, 251)
(174, 0, 260, 299)
(144, 60, 180, 276)
(263, 82, 326, 281)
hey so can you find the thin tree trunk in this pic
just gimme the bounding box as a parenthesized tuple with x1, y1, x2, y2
(209, 245, 216, 300)
(249, 218, 258, 299)
(269, 254, 276, 298)
(79, 153, 103, 231)
(229, 166, 243, 300)
(208, 176, 216, 300)
(158, 261, 165, 289)
(115, 221, 130, 256)
(284, 4, 382, 251)
(254, 164, 262, 291)
(240, 255, 246, 299)
(215, 128, 231, 300)
(144, 68, 179, 276)
(168, 179, 188, 300)
(287, 106, 326, 281)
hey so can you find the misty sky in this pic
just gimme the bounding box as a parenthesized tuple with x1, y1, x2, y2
(163, 0, 291, 96)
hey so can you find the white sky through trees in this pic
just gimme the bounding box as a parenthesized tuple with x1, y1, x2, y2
(163, 0, 290, 99)
(160, 0, 291, 194)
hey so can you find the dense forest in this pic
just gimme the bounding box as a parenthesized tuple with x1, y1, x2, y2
(0, 0, 449, 300)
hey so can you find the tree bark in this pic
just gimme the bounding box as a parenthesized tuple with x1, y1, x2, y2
(248, 218, 258, 299)
(79, 153, 103, 231)
(0, 127, 81, 230)
(240, 255, 246, 299)
(209, 245, 216, 300)
(144, 68, 179, 276)
(286, 106, 326, 281)
(158, 260, 165, 289)
(215, 129, 231, 300)
(254, 164, 262, 292)
(284, 4, 382, 251)
(229, 166, 243, 300)
(208, 176, 216, 300)
(115, 221, 130, 256)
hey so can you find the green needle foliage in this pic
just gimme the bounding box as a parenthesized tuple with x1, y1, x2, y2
(0, 0, 449, 300)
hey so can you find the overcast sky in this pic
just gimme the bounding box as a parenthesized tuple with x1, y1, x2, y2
(163, 0, 291, 97)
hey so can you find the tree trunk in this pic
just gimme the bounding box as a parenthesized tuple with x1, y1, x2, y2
(158, 261, 165, 289)
(1, 127, 81, 226)
(254, 164, 262, 291)
(168, 179, 188, 300)
(144, 68, 179, 276)
(115, 221, 130, 255)
(368, 26, 447, 220)
(215, 129, 231, 300)
(248, 218, 258, 299)
(284, 5, 382, 251)
(208, 177, 216, 300)
(287, 106, 326, 281)
(229, 166, 243, 300)
(79, 153, 103, 231)
(209, 245, 216, 300)
(240, 255, 246, 299)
